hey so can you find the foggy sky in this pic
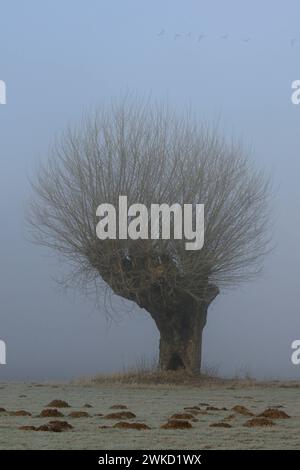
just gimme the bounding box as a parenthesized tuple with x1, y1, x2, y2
(0, 0, 300, 381)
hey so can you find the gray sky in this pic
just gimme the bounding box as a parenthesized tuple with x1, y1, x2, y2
(0, 0, 300, 381)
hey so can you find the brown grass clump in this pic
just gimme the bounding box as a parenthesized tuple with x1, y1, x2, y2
(46, 400, 70, 408)
(9, 410, 31, 416)
(170, 413, 195, 420)
(161, 419, 192, 430)
(110, 404, 128, 410)
(83, 403, 93, 408)
(257, 408, 290, 419)
(210, 422, 232, 428)
(68, 411, 90, 418)
(113, 421, 151, 430)
(104, 411, 136, 420)
(0, 407, 6, 412)
(231, 405, 254, 416)
(82, 369, 229, 387)
(39, 409, 64, 418)
(243, 417, 275, 427)
(72, 369, 300, 389)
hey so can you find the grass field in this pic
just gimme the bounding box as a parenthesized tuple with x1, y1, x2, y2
(0, 376, 300, 449)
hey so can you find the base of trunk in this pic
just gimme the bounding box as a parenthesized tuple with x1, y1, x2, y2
(158, 304, 207, 374)
(138, 285, 219, 374)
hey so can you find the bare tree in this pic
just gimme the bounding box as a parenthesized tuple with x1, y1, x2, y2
(27, 100, 271, 374)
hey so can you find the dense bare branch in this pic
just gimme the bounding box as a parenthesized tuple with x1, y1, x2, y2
(27, 100, 271, 310)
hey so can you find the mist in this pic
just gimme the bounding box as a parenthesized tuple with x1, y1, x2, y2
(0, 0, 300, 381)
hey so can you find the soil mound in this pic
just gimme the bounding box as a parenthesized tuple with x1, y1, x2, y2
(46, 400, 70, 408)
(68, 411, 90, 418)
(243, 417, 275, 427)
(231, 405, 254, 416)
(104, 411, 136, 420)
(9, 410, 31, 416)
(258, 408, 290, 419)
(39, 409, 64, 418)
(170, 413, 194, 420)
(210, 422, 232, 428)
(161, 419, 192, 429)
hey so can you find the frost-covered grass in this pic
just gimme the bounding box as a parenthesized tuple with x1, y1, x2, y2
(0, 380, 300, 449)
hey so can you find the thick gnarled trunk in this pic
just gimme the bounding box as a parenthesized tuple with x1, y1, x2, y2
(157, 304, 207, 373)
(139, 286, 218, 374)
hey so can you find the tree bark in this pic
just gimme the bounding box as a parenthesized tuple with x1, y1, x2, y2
(139, 286, 219, 374)
(157, 303, 208, 373)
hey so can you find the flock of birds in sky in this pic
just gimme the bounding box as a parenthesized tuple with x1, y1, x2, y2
(157, 29, 297, 47)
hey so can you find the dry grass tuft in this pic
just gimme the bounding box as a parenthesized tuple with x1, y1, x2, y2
(71, 360, 300, 389)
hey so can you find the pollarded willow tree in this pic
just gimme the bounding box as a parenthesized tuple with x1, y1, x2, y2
(28, 100, 271, 374)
